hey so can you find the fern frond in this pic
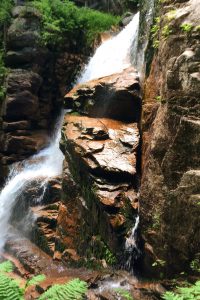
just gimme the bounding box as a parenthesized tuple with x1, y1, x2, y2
(26, 274, 46, 288)
(0, 261, 14, 273)
(0, 272, 24, 300)
(38, 278, 88, 300)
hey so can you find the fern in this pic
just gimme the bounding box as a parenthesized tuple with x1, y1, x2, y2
(115, 288, 134, 300)
(38, 278, 88, 300)
(0, 273, 24, 300)
(0, 261, 14, 273)
(26, 274, 46, 288)
(162, 281, 200, 300)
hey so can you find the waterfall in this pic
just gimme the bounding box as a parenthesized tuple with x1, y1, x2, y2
(0, 13, 140, 252)
(78, 12, 140, 83)
(0, 116, 64, 250)
(124, 216, 141, 273)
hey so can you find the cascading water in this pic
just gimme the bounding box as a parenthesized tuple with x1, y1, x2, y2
(0, 115, 64, 250)
(78, 12, 140, 83)
(0, 11, 140, 265)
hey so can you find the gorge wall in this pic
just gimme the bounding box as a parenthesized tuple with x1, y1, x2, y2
(140, 0, 200, 277)
(0, 4, 86, 184)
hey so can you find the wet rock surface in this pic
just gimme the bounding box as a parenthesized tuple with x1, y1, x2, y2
(140, 0, 200, 276)
(59, 68, 142, 266)
(4, 236, 164, 300)
(65, 67, 141, 123)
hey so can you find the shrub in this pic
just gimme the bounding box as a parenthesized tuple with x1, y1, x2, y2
(31, 0, 120, 47)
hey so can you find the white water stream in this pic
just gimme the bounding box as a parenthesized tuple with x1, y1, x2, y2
(0, 13, 140, 252)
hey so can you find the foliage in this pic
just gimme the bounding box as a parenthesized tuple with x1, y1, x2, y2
(166, 10, 176, 21)
(190, 253, 200, 273)
(31, 0, 120, 47)
(0, 261, 88, 299)
(162, 25, 172, 38)
(115, 288, 134, 300)
(25, 274, 46, 288)
(0, 261, 46, 299)
(103, 245, 117, 265)
(180, 23, 193, 33)
(155, 95, 162, 102)
(0, 0, 14, 103)
(162, 280, 200, 300)
(0, 260, 14, 273)
(0, 0, 14, 30)
(151, 17, 160, 48)
(0, 272, 24, 300)
(38, 278, 88, 300)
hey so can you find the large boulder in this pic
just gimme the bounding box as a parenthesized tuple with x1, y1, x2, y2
(64, 67, 141, 123)
(58, 67, 142, 266)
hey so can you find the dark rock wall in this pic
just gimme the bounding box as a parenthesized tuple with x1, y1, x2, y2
(0, 5, 87, 184)
(140, 0, 200, 276)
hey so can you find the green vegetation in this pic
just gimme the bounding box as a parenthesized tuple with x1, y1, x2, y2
(166, 10, 176, 21)
(155, 95, 162, 102)
(0, 0, 14, 102)
(180, 23, 193, 33)
(0, 260, 45, 299)
(115, 288, 134, 300)
(31, 0, 120, 47)
(0, 52, 7, 102)
(152, 259, 166, 267)
(0, 260, 88, 299)
(162, 25, 172, 38)
(162, 280, 200, 300)
(151, 17, 160, 48)
(38, 278, 88, 300)
(190, 253, 200, 273)
(0, 0, 14, 30)
(0, 272, 24, 300)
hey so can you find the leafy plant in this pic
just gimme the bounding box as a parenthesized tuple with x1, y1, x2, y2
(0, 272, 24, 300)
(151, 17, 161, 49)
(0, 0, 14, 30)
(162, 280, 200, 300)
(166, 10, 177, 21)
(190, 253, 200, 273)
(25, 274, 46, 288)
(31, 0, 120, 47)
(0, 260, 14, 273)
(180, 23, 193, 33)
(115, 288, 134, 300)
(38, 278, 88, 300)
(0, 260, 46, 299)
(162, 25, 172, 38)
(155, 95, 162, 102)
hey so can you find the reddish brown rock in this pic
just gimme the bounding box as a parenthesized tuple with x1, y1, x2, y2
(64, 67, 141, 123)
(58, 68, 141, 264)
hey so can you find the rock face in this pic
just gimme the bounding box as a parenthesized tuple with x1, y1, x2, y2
(0, 5, 86, 184)
(140, 0, 200, 276)
(58, 67, 142, 266)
